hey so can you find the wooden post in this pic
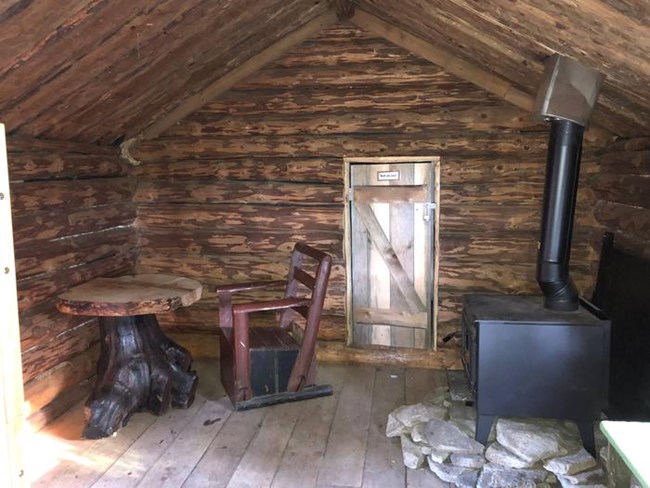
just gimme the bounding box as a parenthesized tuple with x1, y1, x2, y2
(0, 124, 28, 486)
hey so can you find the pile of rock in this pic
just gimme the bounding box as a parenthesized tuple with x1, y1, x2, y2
(386, 387, 606, 487)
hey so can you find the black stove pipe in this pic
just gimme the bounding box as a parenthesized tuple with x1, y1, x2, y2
(536, 119, 583, 311)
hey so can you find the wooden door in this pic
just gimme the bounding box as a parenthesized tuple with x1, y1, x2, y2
(345, 157, 440, 350)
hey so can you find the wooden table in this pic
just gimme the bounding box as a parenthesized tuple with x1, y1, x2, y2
(600, 421, 650, 488)
(56, 274, 203, 439)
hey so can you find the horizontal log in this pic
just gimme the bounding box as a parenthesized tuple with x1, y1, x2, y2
(440, 204, 598, 233)
(440, 234, 597, 265)
(137, 229, 342, 259)
(17, 254, 133, 313)
(157, 305, 346, 341)
(23, 346, 98, 417)
(27, 379, 94, 433)
(6, 136, 118, 156)
(593, 200, 650, 242)
(317, 341, 461, 370)
(608, 137, 650, 152)
(135, 252, 346, 313)
(200, 84, 506, 116)
(8, 150, 125, 181)
(591, 173, 650, 208)
(135, 203, 343, 233)
(441, 181, 593, 205)
(438, 260, 595, 295)
(274, 32, 429, 67)
(440, 157, 599, 184)
(134, 180, 343, 206)
(235, 63, 467, 90)
(600, 150, 650, 174)
(603, 232, 650, 261)
(15, 226, 134, 279)
(11, 203, 136, 246)
(20, 301, 94, 353)
(10, 177, 132, 213)
(166, 333, 461, 369)
(21, 320, 100, 383)
(165, 106, 542, 138)
(132, 158, 344, 183)
(133, 133, 549, 160)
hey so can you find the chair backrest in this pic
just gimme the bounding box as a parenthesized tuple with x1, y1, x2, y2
(279, 242, 332, 331)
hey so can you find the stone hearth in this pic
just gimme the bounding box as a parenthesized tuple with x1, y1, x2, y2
(386, 386, 611, 488)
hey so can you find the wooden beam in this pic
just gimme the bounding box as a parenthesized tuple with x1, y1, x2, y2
(166, 332, 462, 369)
(351, 9, 613, 144)
(128, 10, 338, 145)
(0, 124, 27, 487)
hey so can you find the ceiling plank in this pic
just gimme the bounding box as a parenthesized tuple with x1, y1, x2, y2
(351, 8, 614, 144)
(129, 10, 338, 144)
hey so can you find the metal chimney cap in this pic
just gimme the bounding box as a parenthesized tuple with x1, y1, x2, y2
(533, 54, 605, 127)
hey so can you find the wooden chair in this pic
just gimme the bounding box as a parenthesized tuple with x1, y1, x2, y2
(215, 242, 333, 410)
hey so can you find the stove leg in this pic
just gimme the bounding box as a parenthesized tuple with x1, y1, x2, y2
(577, 420, 596, 456)
(476, 414, 495, 445)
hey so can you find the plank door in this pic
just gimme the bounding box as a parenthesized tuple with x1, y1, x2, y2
(345, 158, 439, 350)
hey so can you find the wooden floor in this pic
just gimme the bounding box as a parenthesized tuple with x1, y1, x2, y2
(28, 360, 452, 488)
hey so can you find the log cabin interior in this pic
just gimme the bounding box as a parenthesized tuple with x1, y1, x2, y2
(1, 0, 649, 486)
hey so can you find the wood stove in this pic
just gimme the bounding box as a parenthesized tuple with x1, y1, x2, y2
(460, 55, 610, 455)
(461, 294, 610, 454)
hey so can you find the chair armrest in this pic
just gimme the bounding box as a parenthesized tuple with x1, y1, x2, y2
(214, 280, 286, 294)
(232, 297, 311, 315)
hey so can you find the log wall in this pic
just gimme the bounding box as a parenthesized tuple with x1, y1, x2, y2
(592, 137, 650, 260)
(130, 24, 601, 357)
(7, 137, 136, 428)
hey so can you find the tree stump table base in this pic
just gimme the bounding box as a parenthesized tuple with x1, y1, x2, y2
(55, 274, 203, 439)
(83, 315, 198, 439)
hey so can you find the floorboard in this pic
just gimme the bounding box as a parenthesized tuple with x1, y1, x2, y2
(316, 364, 375, 487)
(361, 365, 406, 488)
(30, 362, 450, 488)
(270, 364, 347, 488)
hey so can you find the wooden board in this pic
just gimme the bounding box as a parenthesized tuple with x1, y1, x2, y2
(56, 274, 202, 316)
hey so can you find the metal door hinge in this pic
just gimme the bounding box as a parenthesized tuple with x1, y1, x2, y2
(423, 202, 437, 221)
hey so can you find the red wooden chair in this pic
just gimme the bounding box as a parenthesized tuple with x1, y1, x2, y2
(215, 242, 333, 410)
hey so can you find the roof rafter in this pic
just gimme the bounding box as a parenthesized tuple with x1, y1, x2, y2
(125, 10, 338, 147)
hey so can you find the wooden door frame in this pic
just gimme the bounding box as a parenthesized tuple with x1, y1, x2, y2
(0, 124, 27, 486)
(343, 156, 441, 350)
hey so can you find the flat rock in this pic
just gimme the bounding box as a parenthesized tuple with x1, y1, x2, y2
(411, 422, 427, 443)
(428, 450, 450, 463)
(450, 418, 476, 438)
(424, 418, 485, 454)
(485, 442, 537, 469)
(427, 459, 477, 484)
(496, 419, 569, 463)
(477, 463, 550, 488)
(559, 467, 605, 485)
(400, 434, 425, 469)
(386, 403, 449, 437)
(454, 469, 480, 488)
(558, 477, 605, 488)
(544, 448, 597, 476)
(450, 453, 486, 469)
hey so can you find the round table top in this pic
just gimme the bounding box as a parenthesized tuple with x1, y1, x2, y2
(56, 274, 203, 317)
